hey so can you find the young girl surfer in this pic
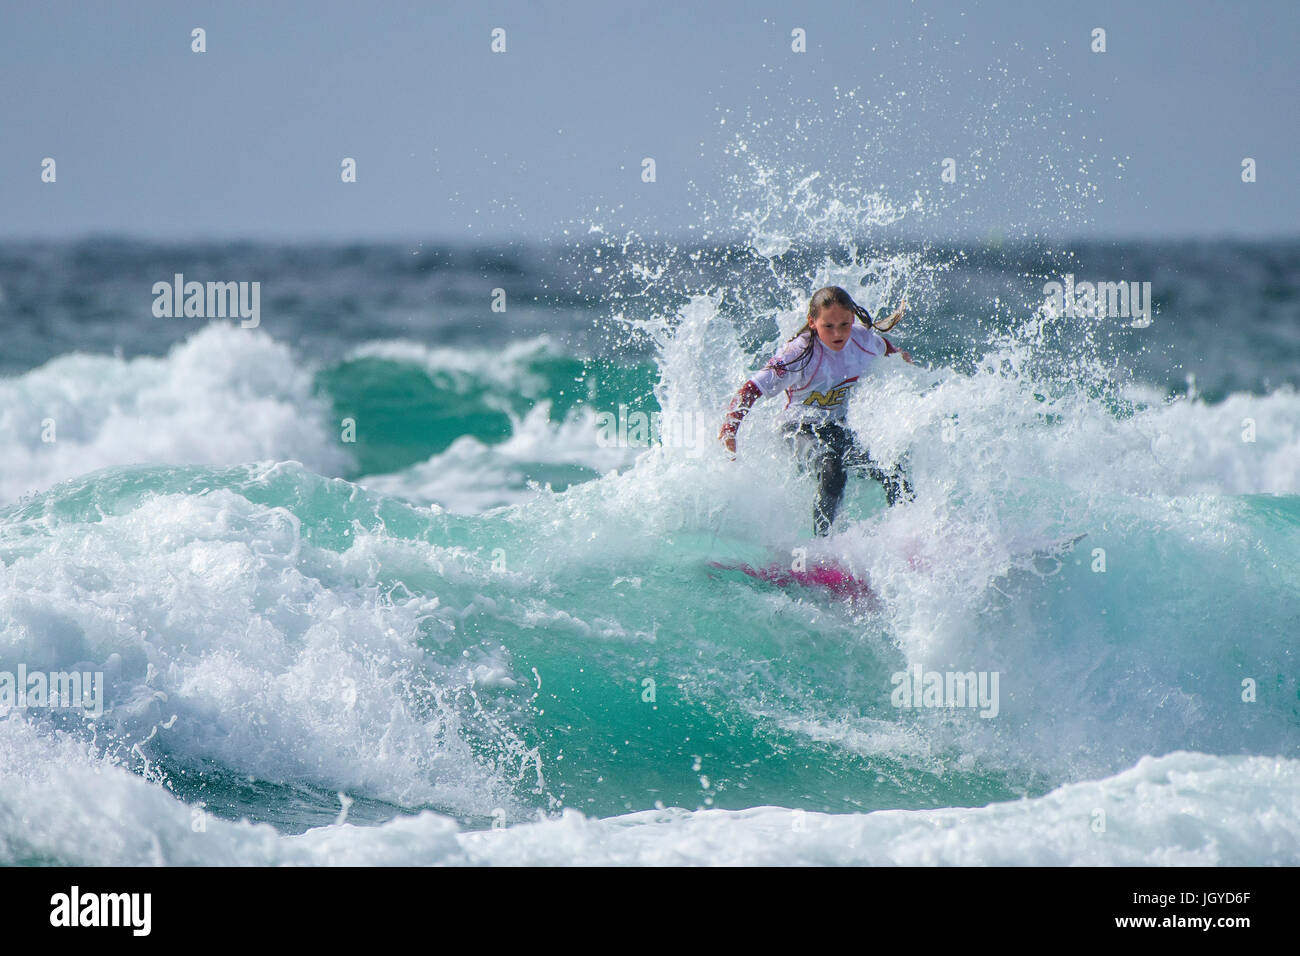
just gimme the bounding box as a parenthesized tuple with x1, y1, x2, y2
(718, 286, 916, 536)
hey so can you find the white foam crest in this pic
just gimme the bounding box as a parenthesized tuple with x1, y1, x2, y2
(0, 484, 535, 813)
(0, 323, 350, 505)
(2, 720, 1294, 866)
(346, 335, 561, 400)
(455, 751, 1300, 866)
(816, 342, 1296, 642)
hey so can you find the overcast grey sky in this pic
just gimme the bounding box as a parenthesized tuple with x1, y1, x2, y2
(2, 0, 1296, 242)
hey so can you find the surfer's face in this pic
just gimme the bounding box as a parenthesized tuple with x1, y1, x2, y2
(811, 304, 854, 351)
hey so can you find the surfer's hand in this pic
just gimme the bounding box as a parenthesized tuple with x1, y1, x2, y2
(718, 421, 738, 457)
(900, 350, 914, 364)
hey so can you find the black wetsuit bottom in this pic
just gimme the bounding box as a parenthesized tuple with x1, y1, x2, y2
(782, 420, 914, 536)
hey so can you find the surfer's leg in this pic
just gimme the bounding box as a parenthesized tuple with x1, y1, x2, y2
(845, 440, 915, 507)
(784, 422, 851, 535)
(811, 423, 850, 535)
(869, 462, 914, 506)
(782, 422, 818, 472)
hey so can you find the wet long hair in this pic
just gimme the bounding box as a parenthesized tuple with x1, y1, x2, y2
(774, 286, 878, 375)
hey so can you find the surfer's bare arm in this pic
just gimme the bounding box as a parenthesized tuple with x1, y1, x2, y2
(719, 380, 761, 454)
(880, 335, 914, 365)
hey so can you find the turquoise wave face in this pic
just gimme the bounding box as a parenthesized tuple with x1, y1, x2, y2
(4, 458, 1296, 834)
(0, 462, 1025, 828)
(316, 348, 659, 481)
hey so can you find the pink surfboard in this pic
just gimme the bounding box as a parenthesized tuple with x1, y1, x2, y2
(708, 560, 877, 603)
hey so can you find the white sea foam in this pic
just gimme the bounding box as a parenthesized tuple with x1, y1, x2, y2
(0, 719, 1293, 865)
(0, 476, 536, 813)
(0, 323, 349, 505)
